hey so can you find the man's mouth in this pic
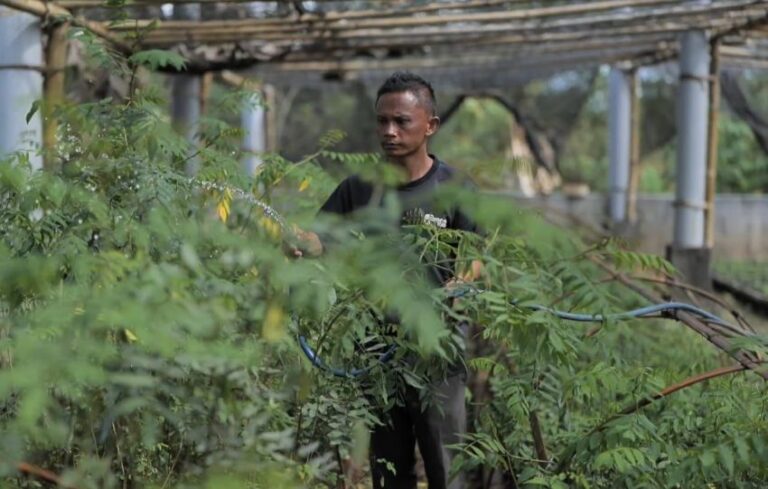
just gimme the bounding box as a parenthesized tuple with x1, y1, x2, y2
(382, 142, 400, 150)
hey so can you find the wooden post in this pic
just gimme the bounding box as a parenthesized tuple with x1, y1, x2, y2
(626, 68, 641, 223)
(200, 71, 213, 115)
(704, 39, 720, 249)
(43, 21, 68, 171)
(264, 84, 278, 152)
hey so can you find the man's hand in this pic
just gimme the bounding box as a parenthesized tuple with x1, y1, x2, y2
(283, 225, 323, 258)
(446, 259, 484, 308)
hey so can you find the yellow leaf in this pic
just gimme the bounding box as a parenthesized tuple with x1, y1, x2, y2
(124, 328, 138, 343)
(259, 216, 281, 240)
(262, 304, 285, 342)
(216, 188, 232, 223)
(298, 178, 310, 192)
(217, 201, 230, 222)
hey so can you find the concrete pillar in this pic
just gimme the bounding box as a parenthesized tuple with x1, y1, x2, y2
(241, 93, 266, 175)
(668, 31, 711, 287)
(673, 31, 710, 249)
(608, 67, 632, 225)
(0, 7, 43, 169)
(170, 4, 201, 175)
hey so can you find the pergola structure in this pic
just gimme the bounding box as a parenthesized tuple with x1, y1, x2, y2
(1, 0, 768, 283)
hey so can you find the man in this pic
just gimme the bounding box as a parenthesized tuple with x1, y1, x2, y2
(292, 72, 481, 489)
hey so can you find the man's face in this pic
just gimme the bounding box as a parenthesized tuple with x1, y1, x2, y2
(375, 90, 439, 159)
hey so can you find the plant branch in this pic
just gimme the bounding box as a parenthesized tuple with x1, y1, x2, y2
(17, 462, 74, 488)
(589, 255, 768, 381)
(631, 274, 755, 333)
(528, 410, 549, 468)
(556, 363, 753, 473)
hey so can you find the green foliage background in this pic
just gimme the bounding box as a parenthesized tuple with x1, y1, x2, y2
(274, 68, 768, 194)
(1, 41, 768, 489)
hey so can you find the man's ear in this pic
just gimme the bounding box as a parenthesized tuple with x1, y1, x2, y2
(426, 116, 440, 137)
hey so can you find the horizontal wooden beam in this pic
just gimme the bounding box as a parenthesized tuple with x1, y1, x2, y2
(306, 35, 675, 62)
(249, 44, 668, 74)
(126, 0, 767, 47)
(721, 58, 768, 70)
(720, 45, 768, 60)
(111, 0, 679, 34)
(59, 0, 528, 20)
(158, 8, 765, 73)
(138, 15, 748, 49)
(60, 0, 388, 4)
(0, 0, 131, 52)
(216, 69, 262, 91)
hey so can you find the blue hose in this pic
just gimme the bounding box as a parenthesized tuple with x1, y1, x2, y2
(205, 184, 742, 378)
(298, 287, 740, 378)
(298, 335, 396, 378)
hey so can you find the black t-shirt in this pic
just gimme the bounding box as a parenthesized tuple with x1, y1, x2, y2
(320, 155, 477, 284)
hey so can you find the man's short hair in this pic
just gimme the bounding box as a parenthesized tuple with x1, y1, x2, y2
(376, 72, 437, 116)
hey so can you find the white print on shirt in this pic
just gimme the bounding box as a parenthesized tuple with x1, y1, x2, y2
(423, 213, 447, 228)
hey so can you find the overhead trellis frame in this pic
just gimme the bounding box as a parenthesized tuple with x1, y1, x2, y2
(0, 0, 766, 75)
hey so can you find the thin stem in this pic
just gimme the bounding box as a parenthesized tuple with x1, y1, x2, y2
(556, 363, 753, 473)
(528, 410, 549, 468)
(16, 462, 73, 488)
(588, 255, 768, 381)
(632, 274, 755, 333)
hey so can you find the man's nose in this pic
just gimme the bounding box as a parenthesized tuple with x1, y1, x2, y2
(382, 122, 397, 137)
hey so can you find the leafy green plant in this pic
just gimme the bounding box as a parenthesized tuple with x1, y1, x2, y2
(2, 43, 768, 489)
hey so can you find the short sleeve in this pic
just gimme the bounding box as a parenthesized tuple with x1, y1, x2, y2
(452, 207, 478, 234)
(320, 179, 351, 215)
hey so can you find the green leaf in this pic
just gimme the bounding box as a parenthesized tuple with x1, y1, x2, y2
(700, 451, 715, 468)
(129, 49, 187, 70)
(26, 100, 40, 124)
(718, 444, 735, 477)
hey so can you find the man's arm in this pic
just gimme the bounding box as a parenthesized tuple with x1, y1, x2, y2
(458, 259, 484, 282)
(284, 177, 357, 258)
(447, 200, 485, 297)
(285, 227, 324, 258)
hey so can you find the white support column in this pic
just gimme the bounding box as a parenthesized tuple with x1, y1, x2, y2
(241, 92, 266, 175)
(608, 67, 632, 225)
(170, 4, 201, 175)
(674, 31, 710, 249)
(0, 7, 43, 169)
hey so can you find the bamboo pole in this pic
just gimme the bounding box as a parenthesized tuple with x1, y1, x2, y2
(719, 45, 768, 60)
(264, 84, 277, 152)
(0, 0, 130, 52)
(113, 0, 679, 34)
(721, 59, 768, 70)
(42, 20, 69, 171)
(244, 54, 675, 87)
(250, 44, 665, 74)
(136, 6, 766, 47)
(129, 0, 756, 36)
(705, 40, 721, 249)
(216, 70, 262, 91)
(59, 0, 390, 4)
(625, 69, 641, 223)
(275, 34, 674, 64)
(60, 0, 531, 18)
(218, 0, 680, 31)
(139, 21, 697, 48)
(199, 70, 212, 115)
